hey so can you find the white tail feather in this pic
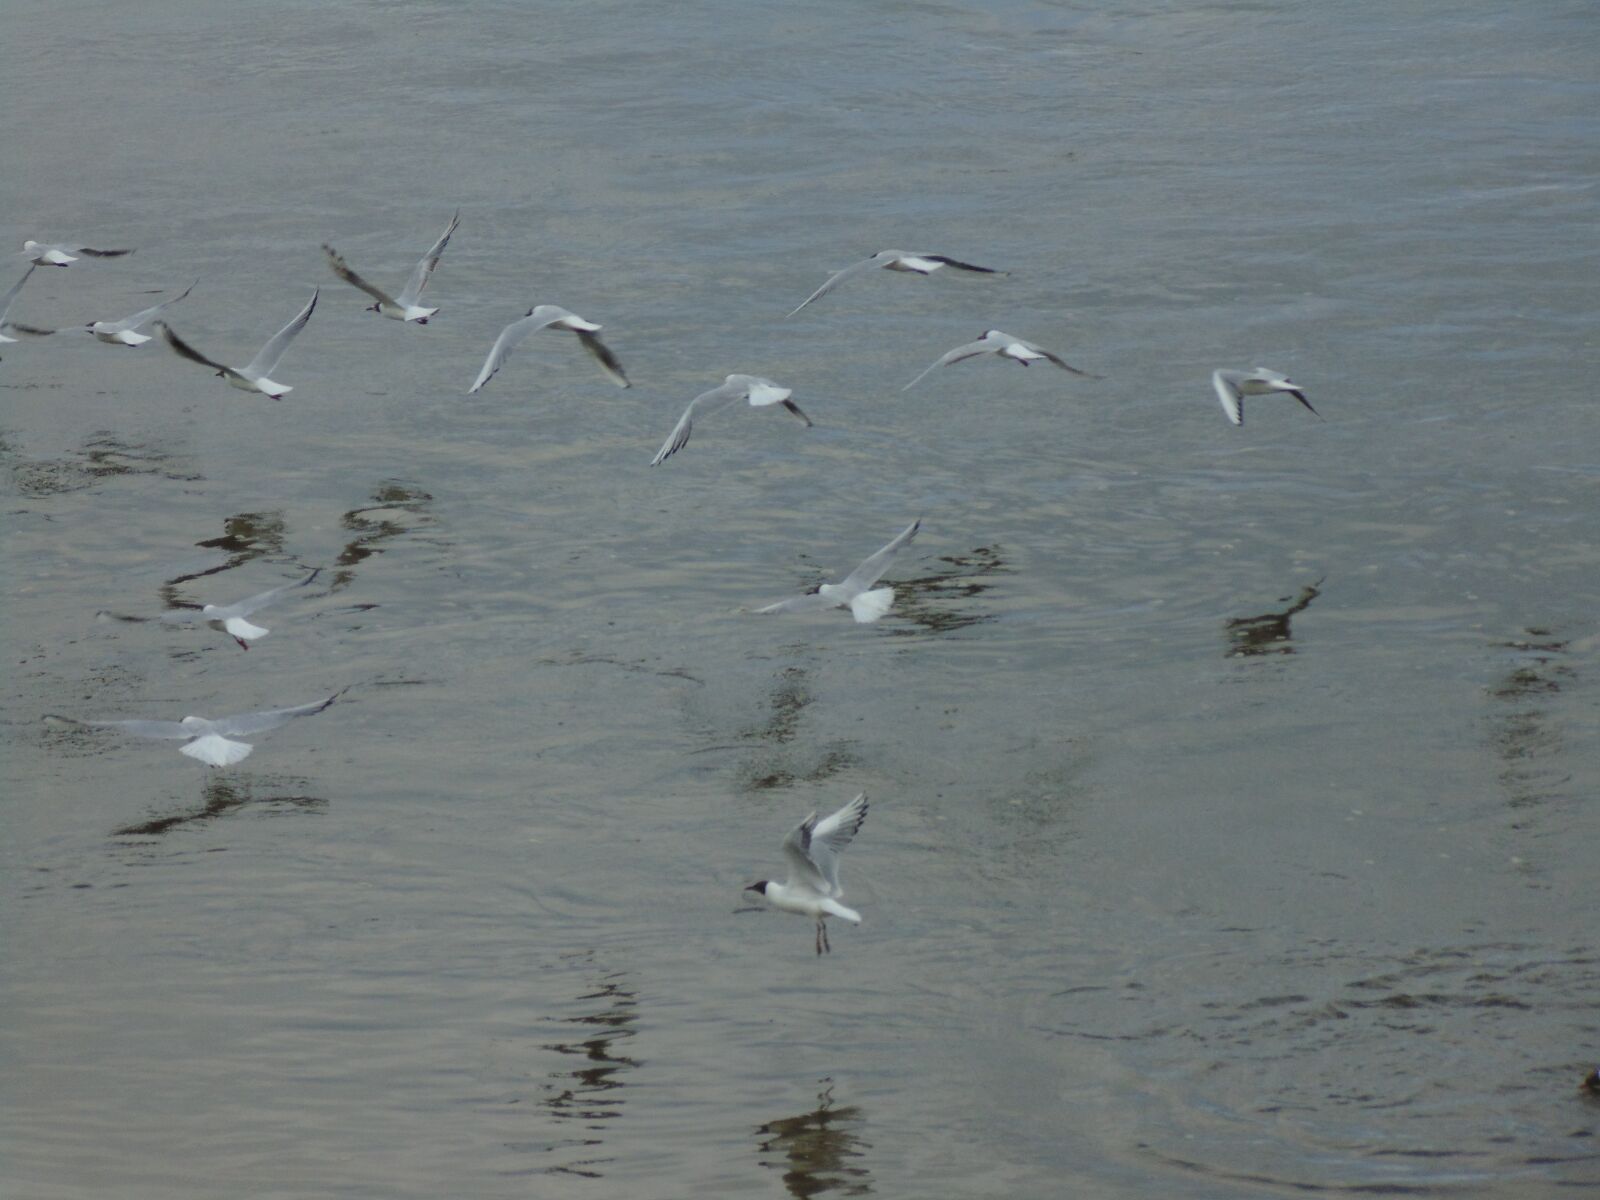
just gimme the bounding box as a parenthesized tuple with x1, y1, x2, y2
(223, 617, 269, 641)
(180, 734, 254, 767)
(849, 587, 895, 623)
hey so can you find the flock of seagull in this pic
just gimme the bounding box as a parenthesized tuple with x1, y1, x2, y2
(18, 218, 1317, 952)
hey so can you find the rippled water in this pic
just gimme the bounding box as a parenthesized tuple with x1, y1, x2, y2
(4, 2, 1599, 1196)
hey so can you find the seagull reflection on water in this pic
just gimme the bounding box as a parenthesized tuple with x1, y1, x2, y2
(755, 1080, 871, 1199)
(113, 775, 327, 838)
(1225, 578, 1323, 657)
(541, 969, 639, 1180)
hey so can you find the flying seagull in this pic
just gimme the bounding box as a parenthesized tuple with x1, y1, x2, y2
(755, 519, 921, 624)
(22, 240, 134, 267)
(156, 289, 318, 399)
(788, 249, 1004, 317)
(156, 568, 322, 649)
(323, 210, 459, 323)
(904, 329, 1098, 390)
(50, 689, 347, 768)
(0, 266, 54, 344)
(650, 374, 811, 466)
(1211, 368, 1317, 426)
(468, 305, 628, 392)
(86, 281, 197, 345)
(745, 793, 870, 955)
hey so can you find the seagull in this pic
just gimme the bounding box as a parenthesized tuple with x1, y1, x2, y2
(22, 240, 134, 267)
(755, 519, 921, 624)
(0, 266, 55, 344)
(323, 210, 459, 323)
(788, 249, 1004, 317)
(156, 289, 318, 400)
(468, 305, 628, 392)
(745, 793, 869, 955)
(904, 329, 1098, 390)
(157, 568, 321, 649)
(650, 375, 811, 466)
(1211, 368, 1318, 426)
(50, 689, 347, 768)
(86, 281, 196, 345)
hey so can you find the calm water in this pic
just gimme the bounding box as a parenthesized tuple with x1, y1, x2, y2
(4, 2, 1599, 1196)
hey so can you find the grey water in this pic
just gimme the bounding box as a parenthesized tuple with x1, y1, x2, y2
(3, 2, 1599, 1195)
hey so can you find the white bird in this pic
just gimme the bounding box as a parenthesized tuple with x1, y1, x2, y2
(468, 305, 628, 392)
(0, 266, 55, 344)
(745, 793, 870, 954)
(22, 240, 134, 267)
(51, 690, 346, 768)
(157, 568, 321, 649)
(1211, 368, 1318, 426)
(156, 289, 318, 400)
(86, 281, 196, 345)
(904, 329, 1098, 390)
(323, 210, 459, 323)
(650, 374, 811, 466)
(788, 249, 1004, 317)
(755, 519, 921, 624)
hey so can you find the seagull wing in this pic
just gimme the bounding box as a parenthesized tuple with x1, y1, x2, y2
(649, 379, 745, 466)
(783, 793, 868, 895)
(396, 210, 459, 308)
(158, 321, 249, 385)
(224, 568, 322, 618)
(1032, 343, 1099, 378)
(903, 339, 993, 390)
(468, 311, 562, 393)
(1212, 370, 1244, 426)
(103, 281, 196, 335)
(574, 329, 630, 388)
(209, 690, 345, 737)
(244, 289, 318, 378)
(922, 254, 1003, 274)
(838, 519, 921, 596)
(324, 245, 397, 308)
(76, 246, 134, 258)
(787, 254, 883, 317)
(78, 717, 197, 739)
(754, 591, 837, 615)
(0, 265, 36, 322)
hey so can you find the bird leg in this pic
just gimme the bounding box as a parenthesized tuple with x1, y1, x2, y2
(815, 919, 831, 955)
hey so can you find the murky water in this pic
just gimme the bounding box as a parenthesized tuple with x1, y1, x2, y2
(4, 2, 1598, 1195)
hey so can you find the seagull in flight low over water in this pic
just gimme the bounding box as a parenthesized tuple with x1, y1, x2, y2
(323, 210, 459, 323)
(21, 240, 134, 267)
(755, 519, 921, 624)
(50, 689, 347, 768)
(745, 792, 869, 955)
(904, 329, 1099, 390)
(468, 305, 628, 392)
(788, 249, 1005, 317)
(650, 374, 811, 466)
(1211, 368, 1318, 426)
(85, 281, 196, 345)
(157, 289, 318, 399)
(154, 568, 322, 649)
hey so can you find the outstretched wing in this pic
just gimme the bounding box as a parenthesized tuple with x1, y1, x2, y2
(1032, 344, 1099, 378)
(324, 244, 397, 307)
(224, 568, 322, 618)
(1212, 370, 1244, 426)
(786, 254, 883, 317)
(158, 321, 249, 385)
(753, 591, 836, 616)
(922, 254, 1003, 274)
(574, 329, 630, 388)
(77, 246, 134, 258)
(468, 311, 561, 393)
(838, 519, 921, 596)
(649, 379, 744, 466)
(903, 340, 992, 391)
(396, 210, 459, 308)
(76, 717, 196, 739)
(0, 265, 36, 322)
(102, 281, 196, 335)
(210, 689, 346, 737)
(783, 793, 868, 895)
(244, 289, 318, 378)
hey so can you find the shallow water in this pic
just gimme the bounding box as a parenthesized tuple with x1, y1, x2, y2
(4, 2, 1599, 1196)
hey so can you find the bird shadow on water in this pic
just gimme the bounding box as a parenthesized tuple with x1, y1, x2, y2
(731, 662, 860, 792)
(755, 1080, 872, 1198)
(112, 774, 327, 838)
(1487, 627, 1576, 826)
(331, 479, 442, 589)
(532, 965, 640, 1181)
(888, 544, 1006, 636)
(1224, 577, 1323, 658)
(0, 430, 202, 497)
